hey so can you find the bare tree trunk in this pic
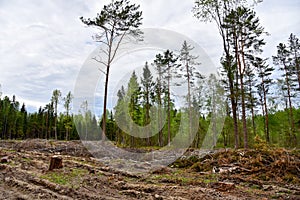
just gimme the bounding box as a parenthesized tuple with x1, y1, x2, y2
(54, 118, 57, 140)
(240, 77, 248, 149)
(65, 127, 69, 141)
(284, 63, 295, 144)
(251, 106, 256, 135)
(145, 89, 151, 146)
(167, 73, 171, 146)
(230, 82, 239, 149)
(217, 1, 239, 149)
(45, 114, 49, 140)
(102, 29, 114, 142)
(264, 100, 270, 143)
(186, 63, 193, 146)
(249, 83, 256, 136)
(261, 80, 270, 143)
(237, 37, 248, 149)
(102, 64, 110, 141)
(54, 102, 58, 140)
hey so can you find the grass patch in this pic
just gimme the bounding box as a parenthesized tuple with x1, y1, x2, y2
(150, 170, 199, 185)
(21, 157, 32, 162)
(5, 162, 17, 167)
(40, 168, 88, 187)
(152, 174, 173, 180)
(1, 149, 16, 153)
(202, 174, 219, 184)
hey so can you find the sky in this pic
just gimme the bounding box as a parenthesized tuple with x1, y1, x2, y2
(0, 0, 299, 113)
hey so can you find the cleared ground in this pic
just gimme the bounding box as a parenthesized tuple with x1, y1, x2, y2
(0, 139, 299, 199)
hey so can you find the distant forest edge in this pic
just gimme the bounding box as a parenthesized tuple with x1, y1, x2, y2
(0, 60, 300, 149)
(1, 0, 300, 149)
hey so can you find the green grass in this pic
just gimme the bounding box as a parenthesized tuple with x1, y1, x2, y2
(5, 162, 17, 167)
(2, 149, 16, 153)
(41, 172, 68, 185)
(40, 168, 88, 187)
(152, 174, 173, 180)
(150, 170, 200, 185)
(21, 157, 32, 162)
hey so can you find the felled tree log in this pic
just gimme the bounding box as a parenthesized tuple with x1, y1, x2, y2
(49, 155, 63, 170)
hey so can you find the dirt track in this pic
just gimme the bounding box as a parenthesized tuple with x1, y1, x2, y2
(0, 140, 299, 199)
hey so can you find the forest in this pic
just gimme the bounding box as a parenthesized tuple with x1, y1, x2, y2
(0, 34, 299, 149)
(1, 1, 300, 199)
(0, 0, 300, 150)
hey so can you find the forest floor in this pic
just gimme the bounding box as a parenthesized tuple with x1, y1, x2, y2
(0, 139, 299, 200)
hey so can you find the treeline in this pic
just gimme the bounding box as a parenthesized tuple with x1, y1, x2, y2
(0, 89, 80, 140)
(77, 0, 300, 149)
(1, 30, 300, 148)
(192, 0, 300, 148)
(1, 0, 299, 149)
(109, 35, 300, 148)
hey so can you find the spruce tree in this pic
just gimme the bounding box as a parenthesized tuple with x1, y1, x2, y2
(141, 62, 155, 145)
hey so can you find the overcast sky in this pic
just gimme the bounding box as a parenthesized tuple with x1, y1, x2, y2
(0, 0, 299, 112)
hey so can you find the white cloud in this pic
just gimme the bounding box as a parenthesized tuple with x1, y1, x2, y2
(0, 0, 97, 111)
(256, 0, 300, 59)
(0, 0, 299, 112)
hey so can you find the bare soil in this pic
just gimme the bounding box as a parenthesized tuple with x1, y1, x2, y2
(0, 139, 299, 200)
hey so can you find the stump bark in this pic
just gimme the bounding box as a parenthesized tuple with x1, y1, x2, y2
(49, 155, 63, 170)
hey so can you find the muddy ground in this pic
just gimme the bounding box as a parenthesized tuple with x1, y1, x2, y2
(0, 139, 299, 200)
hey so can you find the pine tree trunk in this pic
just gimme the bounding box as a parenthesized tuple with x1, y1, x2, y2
(54, 119, 57, 140)
(65, 128, 69, 141)
(240, 86, 248, 149)
(222, 32, 239, 149)
(186, 63, 193, 146)
(217, 6, 239, 149)
(230, 83, 239, 149)
(102, 64, 110, 141)
(239, 37, 248, 149)
(54, 104, 58, 140)
(167, 75, 171, 146)
(262, 83, 270, 143)
(157, 76, 163, 147)
(102, 30, 114, 142)
(146, 90, 151, 146)
(284, 63, 295, 144)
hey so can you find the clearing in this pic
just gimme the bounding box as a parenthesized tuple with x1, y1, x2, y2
(0, 139, 299, 200)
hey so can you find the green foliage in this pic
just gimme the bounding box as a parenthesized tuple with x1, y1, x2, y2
(80, 0, 142, 37)
(0, 2, 299, 150)
(80, 0, 143, 140)
(0, 91, 79, 141)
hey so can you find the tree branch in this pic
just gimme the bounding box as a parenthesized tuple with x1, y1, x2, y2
(110, 31, 127, 63)
(92, 57, 108, 75)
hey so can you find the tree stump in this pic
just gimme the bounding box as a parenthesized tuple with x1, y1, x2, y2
(49, 155, 63, 170)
